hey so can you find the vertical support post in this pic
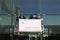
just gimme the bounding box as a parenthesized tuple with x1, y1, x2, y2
(11, 0, 14, 40)
(10, 13, 13, 40)
(48, 28, 50, 36)
(29, 33, 31, 40)
(11, 14, 13, 40)
(39, 32, 43, 40)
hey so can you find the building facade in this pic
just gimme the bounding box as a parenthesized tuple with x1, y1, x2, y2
(0, 0, 16, 34)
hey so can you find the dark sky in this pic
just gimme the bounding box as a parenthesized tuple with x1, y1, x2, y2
(14, 0, 60, 14)
(42, 0, 60, 14)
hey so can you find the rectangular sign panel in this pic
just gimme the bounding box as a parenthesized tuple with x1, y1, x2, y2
(19, 19, 42, 32)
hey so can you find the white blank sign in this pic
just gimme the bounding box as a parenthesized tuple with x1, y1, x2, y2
(19, 19, 42, 32)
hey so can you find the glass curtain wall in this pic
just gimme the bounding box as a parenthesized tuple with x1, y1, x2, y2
(0, 0, 16, 34)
